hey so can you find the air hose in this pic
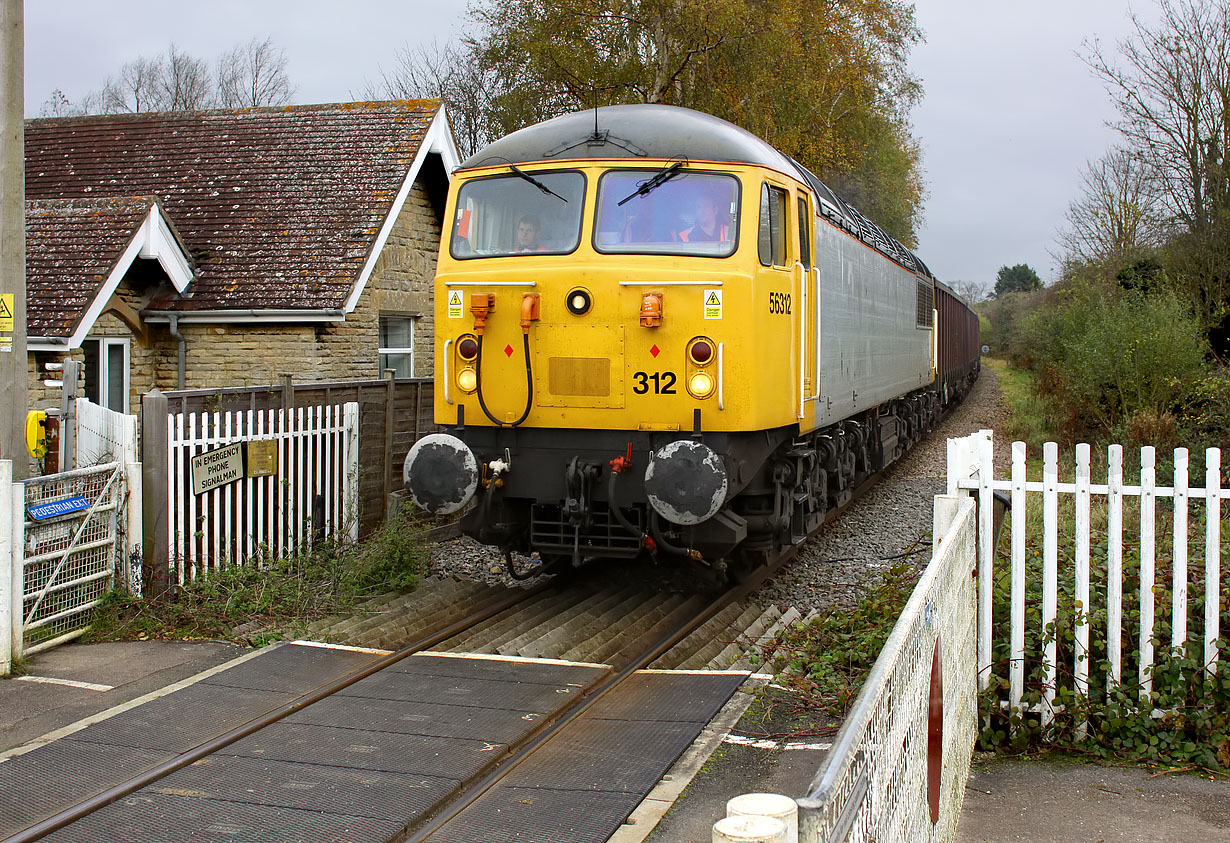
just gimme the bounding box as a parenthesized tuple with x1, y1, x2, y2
(475, 332, 533, 427)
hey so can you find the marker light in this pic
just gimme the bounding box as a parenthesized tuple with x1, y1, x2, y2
(688, 371, 715, 398)
(567, 288, 592, 316)
(688, 338, 714, 365)
(457, 367, 477, 393)
(457, 335, 479, 360)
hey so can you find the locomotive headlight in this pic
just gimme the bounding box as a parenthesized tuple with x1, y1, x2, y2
(457, 367, 477, 393)
(688, 371, 715, 398)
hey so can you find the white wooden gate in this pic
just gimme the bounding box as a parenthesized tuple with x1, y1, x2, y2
(948, 430, 1226, 724)
(165, 403, 359, 582)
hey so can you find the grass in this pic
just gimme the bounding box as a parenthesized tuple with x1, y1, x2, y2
(85, 504, 431, 646)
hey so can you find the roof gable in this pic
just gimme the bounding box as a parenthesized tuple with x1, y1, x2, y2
(26, 196, 193, 347)
(25, 100, 449, 319)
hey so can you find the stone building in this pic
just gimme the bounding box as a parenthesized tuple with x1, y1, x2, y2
(23, 100, 458, 414)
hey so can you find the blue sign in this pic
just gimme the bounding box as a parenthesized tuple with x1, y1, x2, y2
(28, 495, 91, 521)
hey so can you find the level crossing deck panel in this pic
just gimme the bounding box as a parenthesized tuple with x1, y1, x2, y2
(4, 644, 746, 843)
(424, 670, 749, 843)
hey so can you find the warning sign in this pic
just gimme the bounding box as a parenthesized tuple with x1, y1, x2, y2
(0, 293, 12, 352)
(703, 289, 723, 319)
(447, 290, 464, 319)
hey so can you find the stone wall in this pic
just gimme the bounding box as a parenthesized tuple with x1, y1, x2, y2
(25, 178, 442, 415)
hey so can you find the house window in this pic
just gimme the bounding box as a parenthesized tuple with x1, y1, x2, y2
(378, 315, 415, 377)
(83, 337, 130, 412)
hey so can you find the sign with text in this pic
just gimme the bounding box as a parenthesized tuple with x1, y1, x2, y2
(191, 442, 244, 495)
(28, 495, 90, 521)
(246, 439, 277, 477)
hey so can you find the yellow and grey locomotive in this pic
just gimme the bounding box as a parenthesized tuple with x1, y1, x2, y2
(404, 105, 979, 579)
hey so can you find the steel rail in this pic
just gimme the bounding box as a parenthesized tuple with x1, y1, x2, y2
(398, 546, 794, 843)
(2, 581, 554, 843)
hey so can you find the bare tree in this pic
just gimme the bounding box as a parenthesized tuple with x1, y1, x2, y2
(216, 37, 294, 108)
(1056, 147, 1164, 264)
(364, 39, 497, 159)
(99, 55, 165, 113)
(1084, 0, 1230, 233)
(952, 279, 990, 305)
(158, 44, 212, 110)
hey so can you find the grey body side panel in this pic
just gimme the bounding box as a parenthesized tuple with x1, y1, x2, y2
(814, 221, 932, 427)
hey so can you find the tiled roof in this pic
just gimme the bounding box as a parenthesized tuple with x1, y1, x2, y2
(25, 100, 441, 320)
(25, 196, 155, 336)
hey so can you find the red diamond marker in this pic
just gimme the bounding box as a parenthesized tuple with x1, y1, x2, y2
(650, 344, 660, 358)
(504, 344, 514, 357)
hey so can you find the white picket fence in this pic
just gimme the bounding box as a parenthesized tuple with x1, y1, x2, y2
(166, 403, 359, 582)
(949, 430, 1226, 724)
(75, 397, 139, 469)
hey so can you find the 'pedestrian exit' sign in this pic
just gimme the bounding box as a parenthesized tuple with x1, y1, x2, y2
(28, 496, 90, 521)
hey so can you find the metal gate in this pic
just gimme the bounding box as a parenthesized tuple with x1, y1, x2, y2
(16, 462, 127, 656)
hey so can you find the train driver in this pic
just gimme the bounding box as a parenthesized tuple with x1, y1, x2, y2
(515, 214, 544, 252)
(678, 193, 730, 243)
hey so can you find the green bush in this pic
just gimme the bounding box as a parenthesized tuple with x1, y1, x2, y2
(1019, 289, 1208, 439)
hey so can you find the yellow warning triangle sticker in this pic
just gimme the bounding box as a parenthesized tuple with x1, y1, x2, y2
(0, 297, 11, 319)
(706, 292, 720, 306)
(449, 291, 462, 306)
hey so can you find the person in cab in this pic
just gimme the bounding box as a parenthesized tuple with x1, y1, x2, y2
(678, 193, 730, 243)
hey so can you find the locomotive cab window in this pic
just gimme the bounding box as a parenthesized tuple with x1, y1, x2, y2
(758, 183, 789, 267)
(450, 170, 586, 259)
(594, 170, 740, 257)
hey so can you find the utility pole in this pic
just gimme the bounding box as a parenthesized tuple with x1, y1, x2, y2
(0, 0, 25, 479)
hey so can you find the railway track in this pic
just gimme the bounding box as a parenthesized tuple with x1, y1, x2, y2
(3, 552, 797, 843)
(1, 448, 904, 843)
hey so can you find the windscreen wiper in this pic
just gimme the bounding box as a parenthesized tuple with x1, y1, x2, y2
(509, 162, 569, 202)
(617, 160, 685, 206)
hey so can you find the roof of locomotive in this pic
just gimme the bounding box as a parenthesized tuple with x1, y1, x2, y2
(460, 104, 799, 172)
(460, 104, 936, 282)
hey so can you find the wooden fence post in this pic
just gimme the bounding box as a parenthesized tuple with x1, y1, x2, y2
(141, 389, 170, 597)
(383, 369, 395, 518)
(280, 373, 294, 411)
(60, 358, 78, 470)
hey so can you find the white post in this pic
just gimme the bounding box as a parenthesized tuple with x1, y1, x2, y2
(1073, 443, 1091, 704)
(124, 460, 142, 595)
(976, 428, 995, 691)
(1107, 445, 1123, 687)
(0, 460, 12, 675)
(9, 462, 22, 663)
(1139, 446, 1156, 698)
(1172, 448, 1189, 652)
(344, 402, 360, 542)
(1204, 448, 1221, 676)
(1009, 441, 1027, 712)
(1041, 442, 1058, 725)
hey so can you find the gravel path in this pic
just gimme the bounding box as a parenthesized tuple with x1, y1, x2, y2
(429, 366, 1011, 609)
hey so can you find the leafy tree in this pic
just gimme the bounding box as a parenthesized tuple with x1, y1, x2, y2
(453, 0, 925, 244)
(994, 264, 1043, 296)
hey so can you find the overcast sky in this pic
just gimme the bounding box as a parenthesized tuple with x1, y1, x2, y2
(25, 1, 1158, 289)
